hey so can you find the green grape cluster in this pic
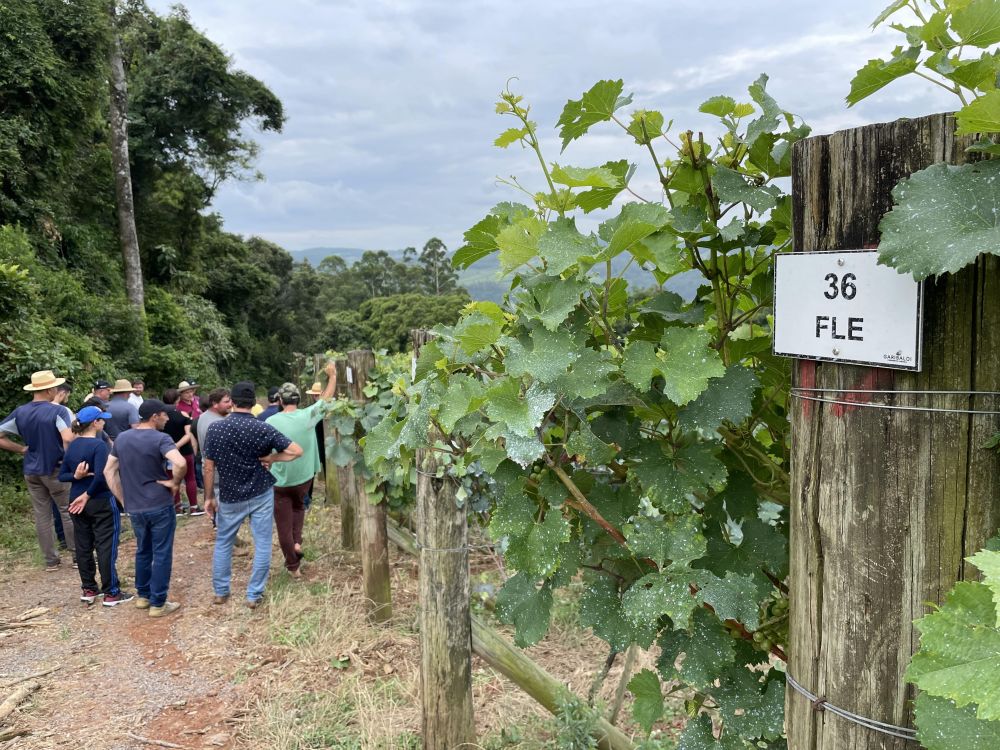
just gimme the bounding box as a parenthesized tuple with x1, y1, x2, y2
(752, 595, 788, 654)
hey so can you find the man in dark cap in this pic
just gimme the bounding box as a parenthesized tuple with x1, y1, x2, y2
(104, 399, 186, 618)
(256, 387, 281, 422)
(203, 381, 302, 608)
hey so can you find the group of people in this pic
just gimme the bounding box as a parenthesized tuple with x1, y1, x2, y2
(0, 362, 338, 616)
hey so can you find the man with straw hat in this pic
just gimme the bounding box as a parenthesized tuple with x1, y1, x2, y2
(106, 379, 140, 441)
(0, 370, 77, 571)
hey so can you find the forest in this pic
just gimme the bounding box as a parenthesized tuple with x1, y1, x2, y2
(0, 0, 467, 426)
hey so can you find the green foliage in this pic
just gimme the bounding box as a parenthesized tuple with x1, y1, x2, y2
(878, 160, 1000, 279)
(363, 78, 800, 745)
(907, 547, 1000, 745)
(852, 1, 1000, 278)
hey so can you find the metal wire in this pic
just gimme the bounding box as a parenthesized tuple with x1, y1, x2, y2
(793, 388, 1000, 396)
(413, 541, 496, 553)
(786, 674, 918, 742)
(790, 392, 1000, 416)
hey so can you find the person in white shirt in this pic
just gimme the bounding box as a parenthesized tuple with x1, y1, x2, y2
(128, 380, 145, 409)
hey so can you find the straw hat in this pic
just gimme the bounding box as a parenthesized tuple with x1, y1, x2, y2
(23, 370, 66, 392)
(110, 378, 133, 393)
(177, 380, 198, 393)
(305, 381, 323, 396)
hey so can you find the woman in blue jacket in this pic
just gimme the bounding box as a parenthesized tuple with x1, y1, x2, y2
(59, 406, 133, 606)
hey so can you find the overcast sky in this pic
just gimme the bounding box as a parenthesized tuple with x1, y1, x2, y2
(146, 1, 954, 254)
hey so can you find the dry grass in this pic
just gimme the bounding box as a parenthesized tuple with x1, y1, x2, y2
(232, 496, 678, 749)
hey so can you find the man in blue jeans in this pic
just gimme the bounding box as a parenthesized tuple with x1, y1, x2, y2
(203, 381, 301, 609)
(104, 399, 187, 617)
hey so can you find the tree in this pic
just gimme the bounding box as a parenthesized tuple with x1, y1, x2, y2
(108, 0, 144, 311)
(419, 237, 458, 295)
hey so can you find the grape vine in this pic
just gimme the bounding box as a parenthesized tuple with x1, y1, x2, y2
(364, 76, 809, 746)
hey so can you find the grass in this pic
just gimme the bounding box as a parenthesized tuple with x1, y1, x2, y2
(0, 482, 41, 566)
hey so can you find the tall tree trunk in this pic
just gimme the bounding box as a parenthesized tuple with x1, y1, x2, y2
(108, 2, 144, 311)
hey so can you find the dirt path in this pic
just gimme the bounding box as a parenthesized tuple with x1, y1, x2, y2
(0, 515, 258, 750)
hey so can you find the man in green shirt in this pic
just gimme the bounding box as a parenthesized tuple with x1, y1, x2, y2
(265, 362, 336, 578)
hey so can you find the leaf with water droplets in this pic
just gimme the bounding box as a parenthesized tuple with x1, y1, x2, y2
(495, 572, 553, 647)
(658, 608, 737, 691)
(878, 160, 1000, 279)
(679, 365, 759, 433)
(579, 573, 658, 650)
(915, 693, 1000, 750)
(713, 666, 786, 740)
(628, 669, 664, 734)
(622, 569, 699, 630)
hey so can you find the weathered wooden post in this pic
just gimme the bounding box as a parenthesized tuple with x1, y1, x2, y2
(411, 329, 475, 748)
(332, 358, 359, 549)
(347, 349, 392, 623)
(787, 114, 1000, 749)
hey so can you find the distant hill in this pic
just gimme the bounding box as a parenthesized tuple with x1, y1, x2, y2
(291, 247, 700, 303)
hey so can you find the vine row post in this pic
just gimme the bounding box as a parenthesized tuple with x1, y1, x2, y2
(787, 113, 1000, 749)
(347, 348, 392, 623)
(411, 329, 475, 748)
(335, 358, 358, 548)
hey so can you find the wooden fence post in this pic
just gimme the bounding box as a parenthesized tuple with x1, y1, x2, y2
(787, 113, 1000, 749)
(412, 329, 475, 748)
(347, 349, 392, 623)
(333, 358, 359, 549)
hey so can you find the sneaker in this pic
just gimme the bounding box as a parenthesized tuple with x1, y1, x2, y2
(45, 563, 60, 572)
(245, 598, 262, 610)
(103, 592, 136, 607)
(212, 594, 229, 605)
(189, 507, 206, 517)
(148, 601, 181, 618)
(134, 597, 151, 610)
(175, 509, 185, 517)
(71, 561, 78, 570)
(80, 589, 99, 604)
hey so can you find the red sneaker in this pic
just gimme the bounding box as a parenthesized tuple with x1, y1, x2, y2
(80, 589, 99, 604)
(102, 592, 136, 607)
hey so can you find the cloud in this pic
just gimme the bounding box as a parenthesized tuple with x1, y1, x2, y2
(148, 0, 961, 252)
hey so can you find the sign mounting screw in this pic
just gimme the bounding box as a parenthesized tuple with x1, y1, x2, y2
(837, 258, 845, 267)
(832, 347, 841, 356)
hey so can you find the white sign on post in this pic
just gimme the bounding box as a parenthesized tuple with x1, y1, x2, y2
(773, 250, 923, 371)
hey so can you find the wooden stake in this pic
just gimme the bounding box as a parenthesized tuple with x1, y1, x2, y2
(412, 329, 475, 749)
(347, 349, 391, 623)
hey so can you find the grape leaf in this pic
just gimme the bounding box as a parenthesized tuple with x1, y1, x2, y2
(484, 380, 556, 438)
(495, 127, 529, 148)
(627, 110, 665, 145)
(628, 669, 664, 734)
(557, 79, 633, 151)
(495, 572, 553, 647)
(698, 570, 762, 630)
(553, 347, 618, 401)
(453, 213, 503, 269)
(453, 311, 503, 355)
(622, 340, 659, 393)
(537, 217, 601, 275)
(520, 276, 588, 331)
(969, 549, 1000, 626)
(625, 513, 707, 569)
(577, 160, 633, 213)
(497, 215, 546, 272)
(953, 0, 1000, 47)
(623, 569, 700, 630)
(504, 327, 579, 384)
(566, 420, 618, 465)
(700, 96, 738, 118)
(551, 163, 619, 187)
(579, 573, 658, 650)
(957, 89, 1000, 133)
(361, 414, 403, 463)
(745, 74, 784, 148)
(436, 374, 486, 433)
(699, 519, 788, 599)
(713, 667, 785, 740)
(906, 581, 1000, 719)
(676, 714, 732, 750)
(679, 365, 760, 433)
(712, 166, 781, 213)
(660, 327, 726, 406)
(915, 693, 1000, 750)
(631, 442, 728, 514)
(877, 160, 1000, 278)
(658, 608, 736, 690)
(847, 46, 921, 106)
(489, 478, 535, 540)
(506, 508, 571, 578)
(484, 426, 547, 468)
(871, 0, 910, 28)
(601, 202, 672, 256)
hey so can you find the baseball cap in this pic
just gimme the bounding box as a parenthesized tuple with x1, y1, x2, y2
(267, 386, 280, 403)
(277, 383, 300, 402)
(231, 381, 256, 401)
(77, 405, 112, 424)
(93, 379, 112, 390)
(138, 399, 168, 420)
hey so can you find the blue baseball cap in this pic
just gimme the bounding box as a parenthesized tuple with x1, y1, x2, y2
(77, 405, 112, 424)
